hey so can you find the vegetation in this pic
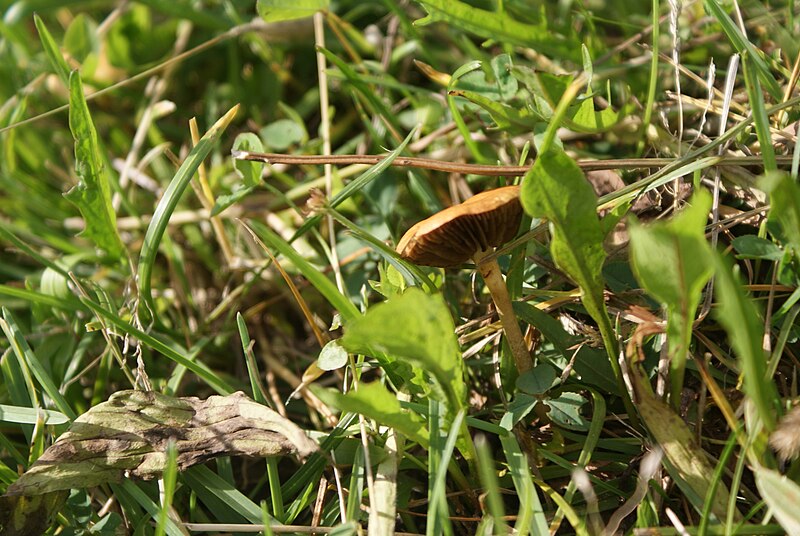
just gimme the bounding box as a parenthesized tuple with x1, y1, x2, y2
(1, 0, 800, 534)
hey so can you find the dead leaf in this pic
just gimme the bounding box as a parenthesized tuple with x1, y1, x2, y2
(4, 390, 318, 496)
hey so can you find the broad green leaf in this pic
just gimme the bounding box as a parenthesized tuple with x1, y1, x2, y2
(732, 234, 784, 261)
(65, 71, 125, 259)
(522, 147, 638, 421)
(232, 133, 264, 188)
(454, 54, 518, 102)
(712, 253, 779, 434)
(756, 466, 800, 534)
(521, 149, 606, 319)
(516, 364, 556, 396)
(257, 0, 329, 22)
(629, 191, 713, 405)
(138, 105, 239, 321)
(565, 96, 630, 133)
(762, 172, 800, 253)
(546, 392, 589, 431)
(260, 119, 306, 150)
(315, 383, 429, 446)
(414, 0, 578, 60)
(211, 133, 263, 216)
(317, 340, 348, 371)
(34, 14, 70, 86)
(340, 288, 465, 413)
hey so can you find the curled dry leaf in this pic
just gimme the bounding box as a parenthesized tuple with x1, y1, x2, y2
(4, 390, 318, 497)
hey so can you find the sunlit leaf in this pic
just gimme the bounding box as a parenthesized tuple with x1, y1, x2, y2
(64, 71, 125, 259)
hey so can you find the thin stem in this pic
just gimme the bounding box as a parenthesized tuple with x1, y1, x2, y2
(474, 251, 533, 374)
(232, 151, 796, 174)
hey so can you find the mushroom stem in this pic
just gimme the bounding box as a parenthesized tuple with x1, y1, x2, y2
(473, 250, 533, 374)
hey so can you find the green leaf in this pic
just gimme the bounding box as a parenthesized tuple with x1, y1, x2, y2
(414, 0, 578, 60)
(232, 133, 265, 188)
(712, 253, 779, 433)
(732, 235, 784, 261)
(260, 119, 306, 151)
(34, 14, 71, 86)
(629, 191, 714, 405)
(756, 466, 800, 534)
(317, 340, 348, 371)
(546, 392, 589, 431)
(257, 0, 330, 22)
(516, 364, 556, 396)
(454, 54, 518, 102)
(521, 149, 606, 318)
(314, 383, 429, 446)
(65, 71, 125, 259)
(340, 288, 465, 414)
(521, 147, 637, 422)
(449, 88, 544, 131)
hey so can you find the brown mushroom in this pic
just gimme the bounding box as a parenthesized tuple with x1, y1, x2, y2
(396, 185, 533, 374)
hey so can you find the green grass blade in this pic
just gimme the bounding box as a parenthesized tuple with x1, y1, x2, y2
(77, 296, 235, 394)
(183, 465, 267, 524)
(155, 440, 179, 536)
(137, 105, 239, 322)
(288, 126, 417, 243)
(1, 308, 76, 420)
(704, 0, 782, 101)
(113, 480, 185, 536)
(741, 54, 777, 172)
(33, 14, 71, 86)
(475, 434, 508, 534)
(0, 404, 69, 425)
(246, 219, 361, 324)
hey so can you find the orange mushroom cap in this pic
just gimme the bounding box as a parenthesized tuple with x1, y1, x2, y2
(396, 185, 523, 267)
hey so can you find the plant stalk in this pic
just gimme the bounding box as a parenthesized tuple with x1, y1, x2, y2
(474, 251, 533, 374)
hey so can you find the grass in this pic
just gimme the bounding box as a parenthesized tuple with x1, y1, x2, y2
(1, 1, 800, 534)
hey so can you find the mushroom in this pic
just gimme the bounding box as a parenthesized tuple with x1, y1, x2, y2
(396, 185, 533, 374)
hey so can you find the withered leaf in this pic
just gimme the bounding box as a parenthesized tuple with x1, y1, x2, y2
(4, 390, 318, 496)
